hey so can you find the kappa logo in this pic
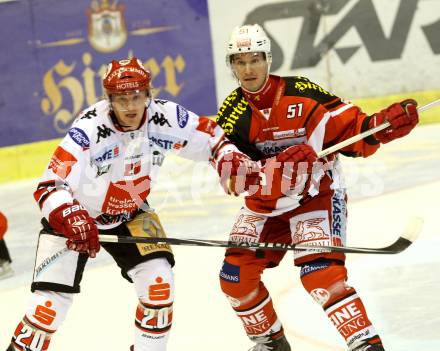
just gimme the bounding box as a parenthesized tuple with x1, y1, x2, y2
(80, 108, 97, 119)
(154, 99, 169, 105)
(149, 112, 171, 127)
(96, 124, 115, 143)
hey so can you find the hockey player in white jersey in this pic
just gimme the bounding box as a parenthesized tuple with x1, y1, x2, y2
(6, 57, 255, 351)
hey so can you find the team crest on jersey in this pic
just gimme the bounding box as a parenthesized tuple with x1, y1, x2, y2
(87, 0, 128, 53)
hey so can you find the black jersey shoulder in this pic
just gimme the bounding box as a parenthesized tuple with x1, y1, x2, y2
(216, 88, 264, 160)
(216, 88, 249, 135)
(283, 76, 337, 105)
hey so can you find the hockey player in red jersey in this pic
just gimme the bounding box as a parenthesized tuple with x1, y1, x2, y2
(216, 24, 419, 351)
(6, 57, 252, 351)
(0, 211, 13, 279)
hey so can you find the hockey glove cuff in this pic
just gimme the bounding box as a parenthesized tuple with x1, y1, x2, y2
(217, 152, 261, 196)
(48, 202, 100, 258)
(371, 99, 419, 144)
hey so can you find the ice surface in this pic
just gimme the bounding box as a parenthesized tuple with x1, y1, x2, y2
(1, 124, 439, 350)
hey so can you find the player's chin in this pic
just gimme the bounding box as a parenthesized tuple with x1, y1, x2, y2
(243, 80, 260, 92)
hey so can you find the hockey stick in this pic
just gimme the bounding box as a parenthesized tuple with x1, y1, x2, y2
(98, 216, 423, 255)
(318, 98, 440, 157)
(232, 98, 440, 189)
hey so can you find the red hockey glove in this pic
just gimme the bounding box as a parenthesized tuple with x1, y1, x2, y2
(217, 152, 261, 196)
(275, 144, 318, 187)
(371, 99, 419, 144)
(276, 144, 318, 166)
(48, 202, 100, 258)
(261, 144, 318, 197)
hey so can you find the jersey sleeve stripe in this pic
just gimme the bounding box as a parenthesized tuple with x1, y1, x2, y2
(329, 103, 354, 117)
(361, 115, 380, 145)
(324, 98, 345, 110)
(303, 101, 320, 129)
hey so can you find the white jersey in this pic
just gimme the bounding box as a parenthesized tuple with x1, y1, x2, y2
(34, 98, 232, 229)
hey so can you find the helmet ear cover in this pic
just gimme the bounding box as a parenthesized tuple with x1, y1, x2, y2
(103, 57, 151, 95)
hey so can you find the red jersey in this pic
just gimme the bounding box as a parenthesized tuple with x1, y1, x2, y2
(216, 75, 381, 215)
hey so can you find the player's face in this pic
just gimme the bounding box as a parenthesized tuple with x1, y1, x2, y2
(110, 91, 149, 130)
(231, 52, 268, 92)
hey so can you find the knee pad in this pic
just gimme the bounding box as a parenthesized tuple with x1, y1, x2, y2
(219, 255, 267, 309)
(128, 258, 174, 336)
(128, 258, 174, 304)
(25, 291, 73, 330)
(219, 255, 257, 297)
(12, 291, 73, 350)
(300, 260, 352, 308)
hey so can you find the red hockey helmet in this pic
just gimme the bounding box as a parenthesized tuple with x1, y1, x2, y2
(103, 57, 151, 95)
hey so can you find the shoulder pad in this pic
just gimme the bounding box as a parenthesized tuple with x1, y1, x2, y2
(283, 76, 336, 105)
(216, 88, 249, 135)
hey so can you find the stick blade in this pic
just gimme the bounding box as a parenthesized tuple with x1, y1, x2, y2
(384, 216, 424, 254)
(401, 216, 424, 242)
